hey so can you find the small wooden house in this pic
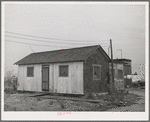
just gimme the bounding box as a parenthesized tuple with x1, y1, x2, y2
(15, 45, 110, 95)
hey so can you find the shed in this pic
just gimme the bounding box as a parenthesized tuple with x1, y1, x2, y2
(113, 58, 132, 88)
(109, 62, 124, 90)
(14, 45, 110, 95)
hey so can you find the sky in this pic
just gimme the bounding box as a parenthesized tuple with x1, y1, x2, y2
(3, 2, 146, 78)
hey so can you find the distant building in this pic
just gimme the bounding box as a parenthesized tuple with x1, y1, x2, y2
(127, 74, 142, 83)
(109, 61, 124, 90)
(113, 58, 132, 76)
(110, 58, 132, 88)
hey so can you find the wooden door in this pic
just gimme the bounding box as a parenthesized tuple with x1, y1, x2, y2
(42, 67, 49, 91)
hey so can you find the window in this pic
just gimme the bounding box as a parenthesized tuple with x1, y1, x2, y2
(27, 67, 34, 77)
(93, 65, 101, 80)
(59, 65, 69, 77)
(118, 69, 123, 79)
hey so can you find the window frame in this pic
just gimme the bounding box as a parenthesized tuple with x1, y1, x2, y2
(27, 67, 34, 77)
(59, 65, 69, 77)
(93, 64, 101, 80)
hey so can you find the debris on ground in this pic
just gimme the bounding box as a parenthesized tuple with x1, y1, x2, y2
(4, 89, 141, 111)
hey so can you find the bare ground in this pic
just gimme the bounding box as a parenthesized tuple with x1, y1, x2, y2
(108, 88, 145, 112)
(4, 90, 142, 111)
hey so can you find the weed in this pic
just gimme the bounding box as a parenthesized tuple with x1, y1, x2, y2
(4, 71, 19, 93)
(49, 101, 53, 105)
(59, 100, 65, 109)
(37, 97, 41, 101)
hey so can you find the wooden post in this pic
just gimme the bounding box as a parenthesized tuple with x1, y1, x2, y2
(108, 47, 110, 57)
(110, 39, 114, 94)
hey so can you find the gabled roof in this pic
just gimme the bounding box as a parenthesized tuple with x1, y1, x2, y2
(14, 45, 110, 65)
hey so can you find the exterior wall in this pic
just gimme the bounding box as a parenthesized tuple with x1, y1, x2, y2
(83, 48, 109, 94)
(17, 64, 42, 91)
(124, 65, 132, 76)
(124, 64, 132, 87)
(109, 63, 124, 90)
(49, 62, 84, 94)
(18, 62, 84, 94)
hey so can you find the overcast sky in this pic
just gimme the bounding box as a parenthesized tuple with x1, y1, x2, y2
(4, 2, 146, 77)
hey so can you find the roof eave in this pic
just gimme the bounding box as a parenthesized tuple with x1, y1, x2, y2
(15, 60, 84, 65)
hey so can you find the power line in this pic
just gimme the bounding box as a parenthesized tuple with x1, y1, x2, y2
(5, 40, 109, 48)
(5, 40, 69, 48)
(29, 45, 35, 53)
(5, 35, 109, 45)
(5, 31, 109, 43)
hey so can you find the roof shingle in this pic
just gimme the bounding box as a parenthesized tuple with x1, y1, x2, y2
(14, 45, 109, 65)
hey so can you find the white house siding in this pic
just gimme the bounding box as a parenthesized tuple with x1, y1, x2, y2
(50, 62, 84, 94)
(18, 62, 84, 94)
(17, 64, 42, 91)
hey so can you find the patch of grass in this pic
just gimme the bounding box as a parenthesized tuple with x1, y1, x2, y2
(94, 90, 140, 110)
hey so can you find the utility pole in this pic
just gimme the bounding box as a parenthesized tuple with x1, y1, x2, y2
(108, 47, 110, 57)
(110, 39, 114, 94)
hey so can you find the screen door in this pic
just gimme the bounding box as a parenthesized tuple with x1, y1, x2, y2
(42, 66, 49, 91)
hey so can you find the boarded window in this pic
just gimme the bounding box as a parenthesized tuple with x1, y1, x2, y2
(59, 65, 68, 77)
(93, 65, 101, 80)
(27, 67, 34, 77)
(118, 69, 123, 79)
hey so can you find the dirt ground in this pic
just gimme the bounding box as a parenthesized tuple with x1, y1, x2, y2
(108, 88, 145, 112)
(4, 89, 142, 111)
